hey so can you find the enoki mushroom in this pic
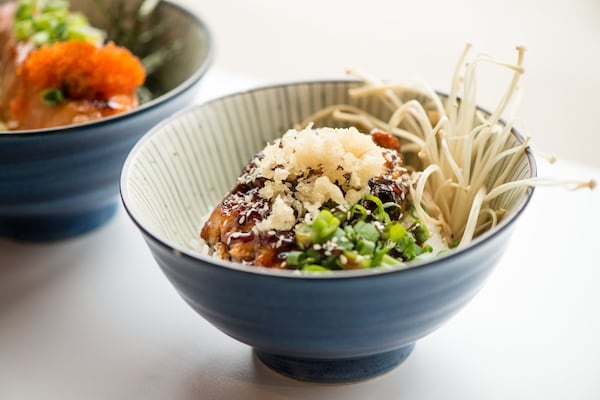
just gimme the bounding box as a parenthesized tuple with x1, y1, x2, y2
(298, 44, 595, 247)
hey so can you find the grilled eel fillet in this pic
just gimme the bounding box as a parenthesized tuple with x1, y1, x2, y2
(200, 130, 411, 269)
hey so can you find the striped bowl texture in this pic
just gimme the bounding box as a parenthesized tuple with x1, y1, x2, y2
(0, 0, 212, 241)
(120, 80, 536, 382)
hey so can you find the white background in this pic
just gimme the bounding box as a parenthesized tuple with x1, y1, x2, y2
(179, 0, 600, 168)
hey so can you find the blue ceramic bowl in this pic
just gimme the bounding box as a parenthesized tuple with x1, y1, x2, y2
(0, 0, 212, 241)
(120, 81, 536, 383)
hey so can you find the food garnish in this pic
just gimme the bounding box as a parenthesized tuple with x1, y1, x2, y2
(14, 0, 105, 46)
(201, 126, 445, 270)
(0, 0, 146, 130)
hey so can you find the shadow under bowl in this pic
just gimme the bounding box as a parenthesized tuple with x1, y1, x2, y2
(0, 0, 212, 241)
(120, 80, 536, 382)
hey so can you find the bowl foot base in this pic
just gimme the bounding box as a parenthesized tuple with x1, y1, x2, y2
(0, 203, 118, 242)
(255, 343, 414, 383)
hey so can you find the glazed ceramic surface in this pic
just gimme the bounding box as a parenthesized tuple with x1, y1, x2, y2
(121, 81, 536, 382)
(0, 0, 212, 240)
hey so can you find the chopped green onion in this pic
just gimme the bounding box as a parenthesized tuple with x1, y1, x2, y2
(15, 2, 34, 20)
(68, 25, 105, 43)
(353, 220, 380, 242)
(349, 203, 369, 220)
(31, 30, 50, 46)
(361, 194, 389, 219)
(288, 194, 434, 270)
(383, 201, 403, 219)
(65, 12, 89, 27)
(371, 244, 394, 267)
(331, 209, 347, 224)
(41, 0, 68, 13)
(380, 254, 401, 266)
(294, 223, 312, 249)
(356, 239, 376, 256)
(363, 194, 384, 210)
(303, 248, 322, 265)
(14, 0, 106, 46)
(302, 265, 330, 272)
(40, 88, 64, 105)
(411, 222, 430, 245)
(394, 232, 417, 260)
(332, 228, 354, 250)
(341, 251, 370, 269)
(384, 222, 407, 243)
(286, 251, 305, 267)
(14, 20, 34, 40)
(310, 209, 340, 244)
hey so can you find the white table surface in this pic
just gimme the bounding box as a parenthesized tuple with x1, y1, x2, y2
(1, 70, 599, 400)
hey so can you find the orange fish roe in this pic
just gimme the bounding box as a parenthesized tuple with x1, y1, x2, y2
(16, 40, 145, 101)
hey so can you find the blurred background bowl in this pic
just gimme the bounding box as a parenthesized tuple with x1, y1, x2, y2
(0, 0, 212, 241)
(120, 80, 535, 383)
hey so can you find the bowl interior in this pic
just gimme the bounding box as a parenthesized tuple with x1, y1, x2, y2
(122, 81, 534, 258)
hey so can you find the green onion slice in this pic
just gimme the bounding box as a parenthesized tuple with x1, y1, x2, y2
(40, 88, 65, 105)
